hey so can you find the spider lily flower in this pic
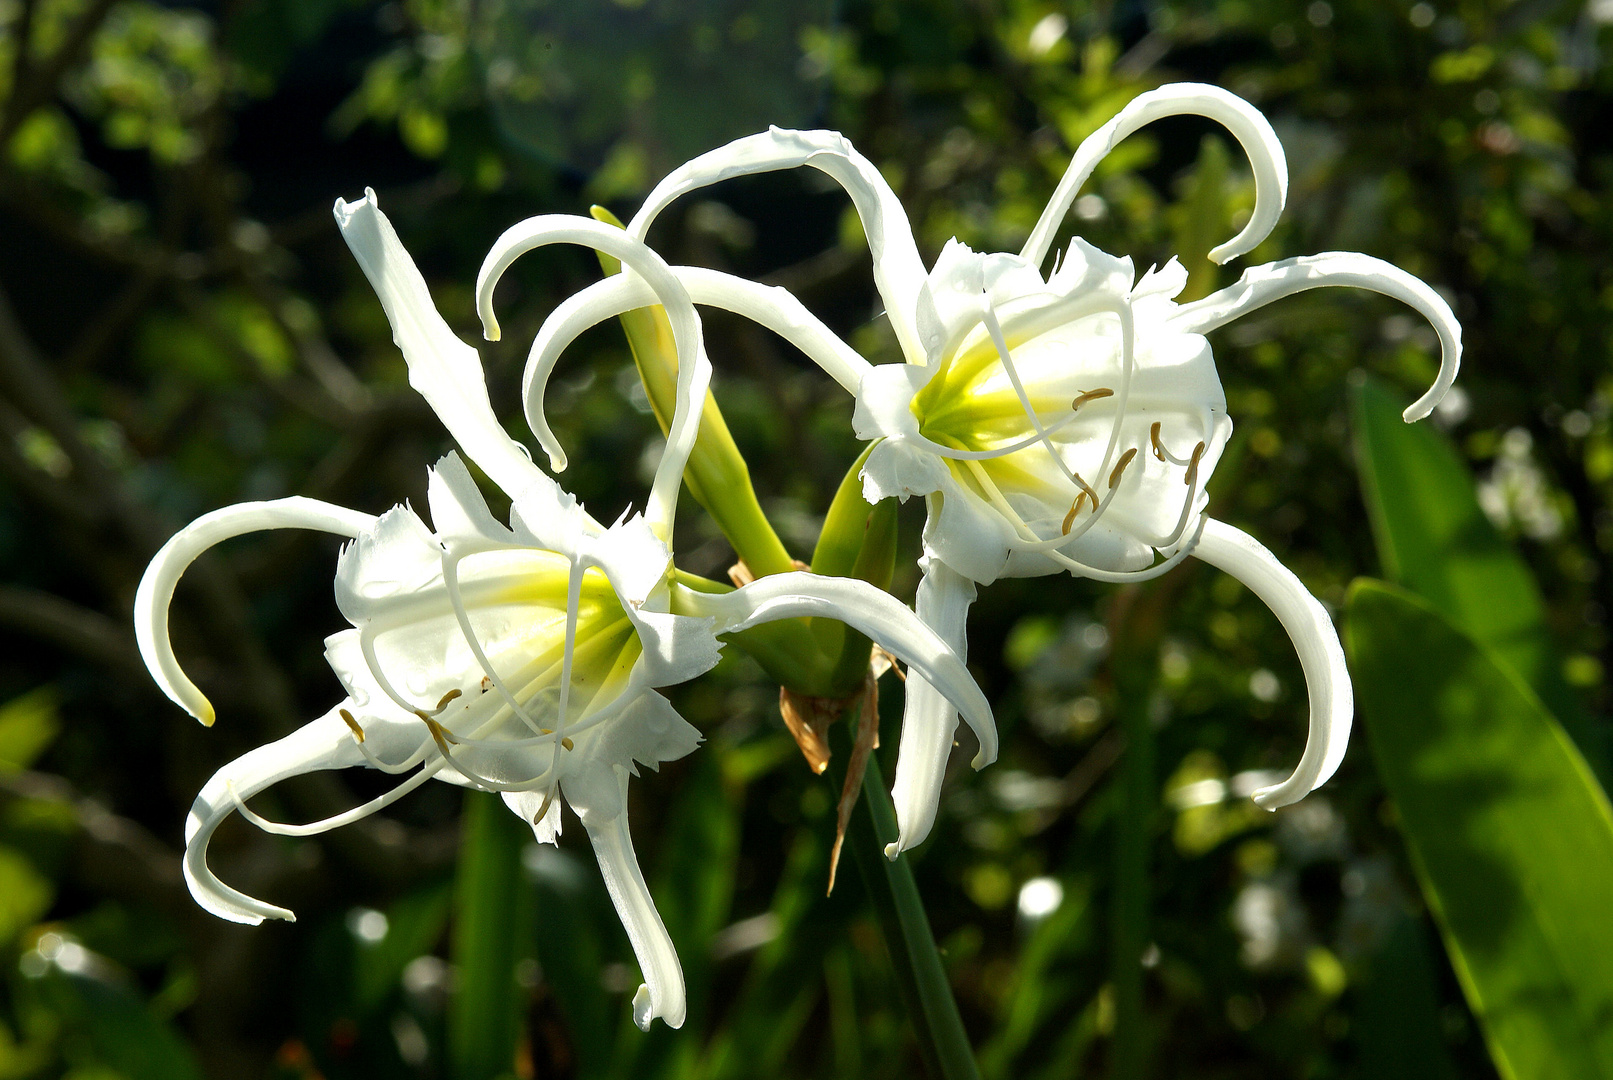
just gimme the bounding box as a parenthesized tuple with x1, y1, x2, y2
(522, 83, 1461, 856)
(133, 192, 993, 1031)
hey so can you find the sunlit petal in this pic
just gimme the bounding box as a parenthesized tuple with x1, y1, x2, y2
(135, 497, 375, 725)
(1022, 82, 1288, 269)
(676, 571, 997, 766)
(575, 769, 687, 1030)
(334, 190, 544, 501)
(626, 126, 929, 362)
(887, 556, 978, 858)
(474, 214, 710, 539)
(1193, 518, 1353, 810)
(184, 709, 370, 924)
(1167, 251, 1462, 421)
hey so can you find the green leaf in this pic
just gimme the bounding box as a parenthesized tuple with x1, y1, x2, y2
(0, 687, 61, 772)
(38, 968, 203, 1080)
(1349, 375, 1592, 755)
(0, 846, 52, 946)
(1352, 916, 1461, 1080)
(448, 791, 531, 1080)
(1345, 579, 1613, 1080)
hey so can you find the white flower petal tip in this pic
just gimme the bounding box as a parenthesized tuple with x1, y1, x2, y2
(1023, 82, 1288, 269)
(335, 189, 543, 501)
(883, 841, 901, 861)
(626, 126, 929, 362)
(135, 497, 376, 726)
(473, 213, 711, 535)
(1194, 518, 1353, 813)
(1169, 251, 1461, 424)
(184, 709, 371, 926)
(675, 571, 995, 756)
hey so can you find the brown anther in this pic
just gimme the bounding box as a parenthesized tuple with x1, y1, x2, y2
(1109, 448, 1138, 489)
(561, 736, 575, 751)
(531, 790, 555, 825)
(435, 688, 463, 711)
(1071, 388, 1115, 410)
(1150, 422, 1166, 461)
(419, 715, 458, 757)
(480, 676, 492, 693)
(339, 708, 366, 744)
(1185, 441, 1207, 487)
(1062, 490, 1090, 535)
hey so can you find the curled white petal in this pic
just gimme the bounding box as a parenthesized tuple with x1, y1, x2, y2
(1167, 251, 1462, 422)
(474, 214, 710, 539)
(626, 127, 929, 363)
(185, 708, 369, 924)
(677, 571, 996, 768)
(334, 190, 544, 501)
(1022, 82, 1289, 269)
(1192, 518, 1352, 810)
(135, 497, 375, 725)
(887, 556, 977, 858)
(524, 269, 870, 456)
(577, 770, 686, 1030)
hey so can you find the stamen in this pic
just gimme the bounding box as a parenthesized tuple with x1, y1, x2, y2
(1109, 448, 1138, 489)
(530, 788, 555, 826)
(418, 714, 459, 757)
(1062, 491, 1089, 535)
(980, 294, 1089, 494)
(339, 708, 366, 744)
(1185, 441, 1207, 487)
(434, 689, 463, 712)
(1072, 388, 1115, 410)
(561, 736, 575, 751)
(1151, 422, 1193, 467)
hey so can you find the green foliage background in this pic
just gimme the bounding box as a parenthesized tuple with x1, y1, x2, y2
(0, 0, 1610, 1076)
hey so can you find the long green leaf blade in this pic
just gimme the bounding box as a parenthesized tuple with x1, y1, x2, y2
(1345, 578, 1613, 1080)
(449, 790, 529, 1080)
(1349, 375, 1591, 749)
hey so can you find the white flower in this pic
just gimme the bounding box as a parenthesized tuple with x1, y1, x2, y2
(511, 83, 1461, 856)
(134, 190, 993, 1031)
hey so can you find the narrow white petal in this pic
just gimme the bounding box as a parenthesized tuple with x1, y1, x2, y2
(185, 708, 369, 924)
(135, 497, 375, 724)
(626, 127, 929, 363)
(1022, 83, 1288, 269)
(334, 190, 544, 500)
(1166, 251, 1462, 421)
(677, 572, 996, 767)
(1193, 518, 1352, 810)
(888, 556, 977, 858)
(576, 770, 686, 1030)
(524, 268, 869, 455)
(474, 215, 710, 539)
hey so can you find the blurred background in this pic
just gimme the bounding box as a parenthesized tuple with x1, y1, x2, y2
(0, 0, 1610, 1077)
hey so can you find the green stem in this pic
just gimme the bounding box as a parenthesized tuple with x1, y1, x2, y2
(449, 791, 530, 1080)
(591, 206, 794, 577)
(827, 721, 981, 1080)
(1110, 651, 1156, 1079)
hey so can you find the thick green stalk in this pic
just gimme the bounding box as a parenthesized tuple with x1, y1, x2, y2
(813, 445, 898, 696)
(1110, 673, 1153, 1080)
(449, 790, 529, 1080)
(591, 206, 794, 578)
(1108, 585, 1168, 1080)
(827, 721, 981, 1080)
